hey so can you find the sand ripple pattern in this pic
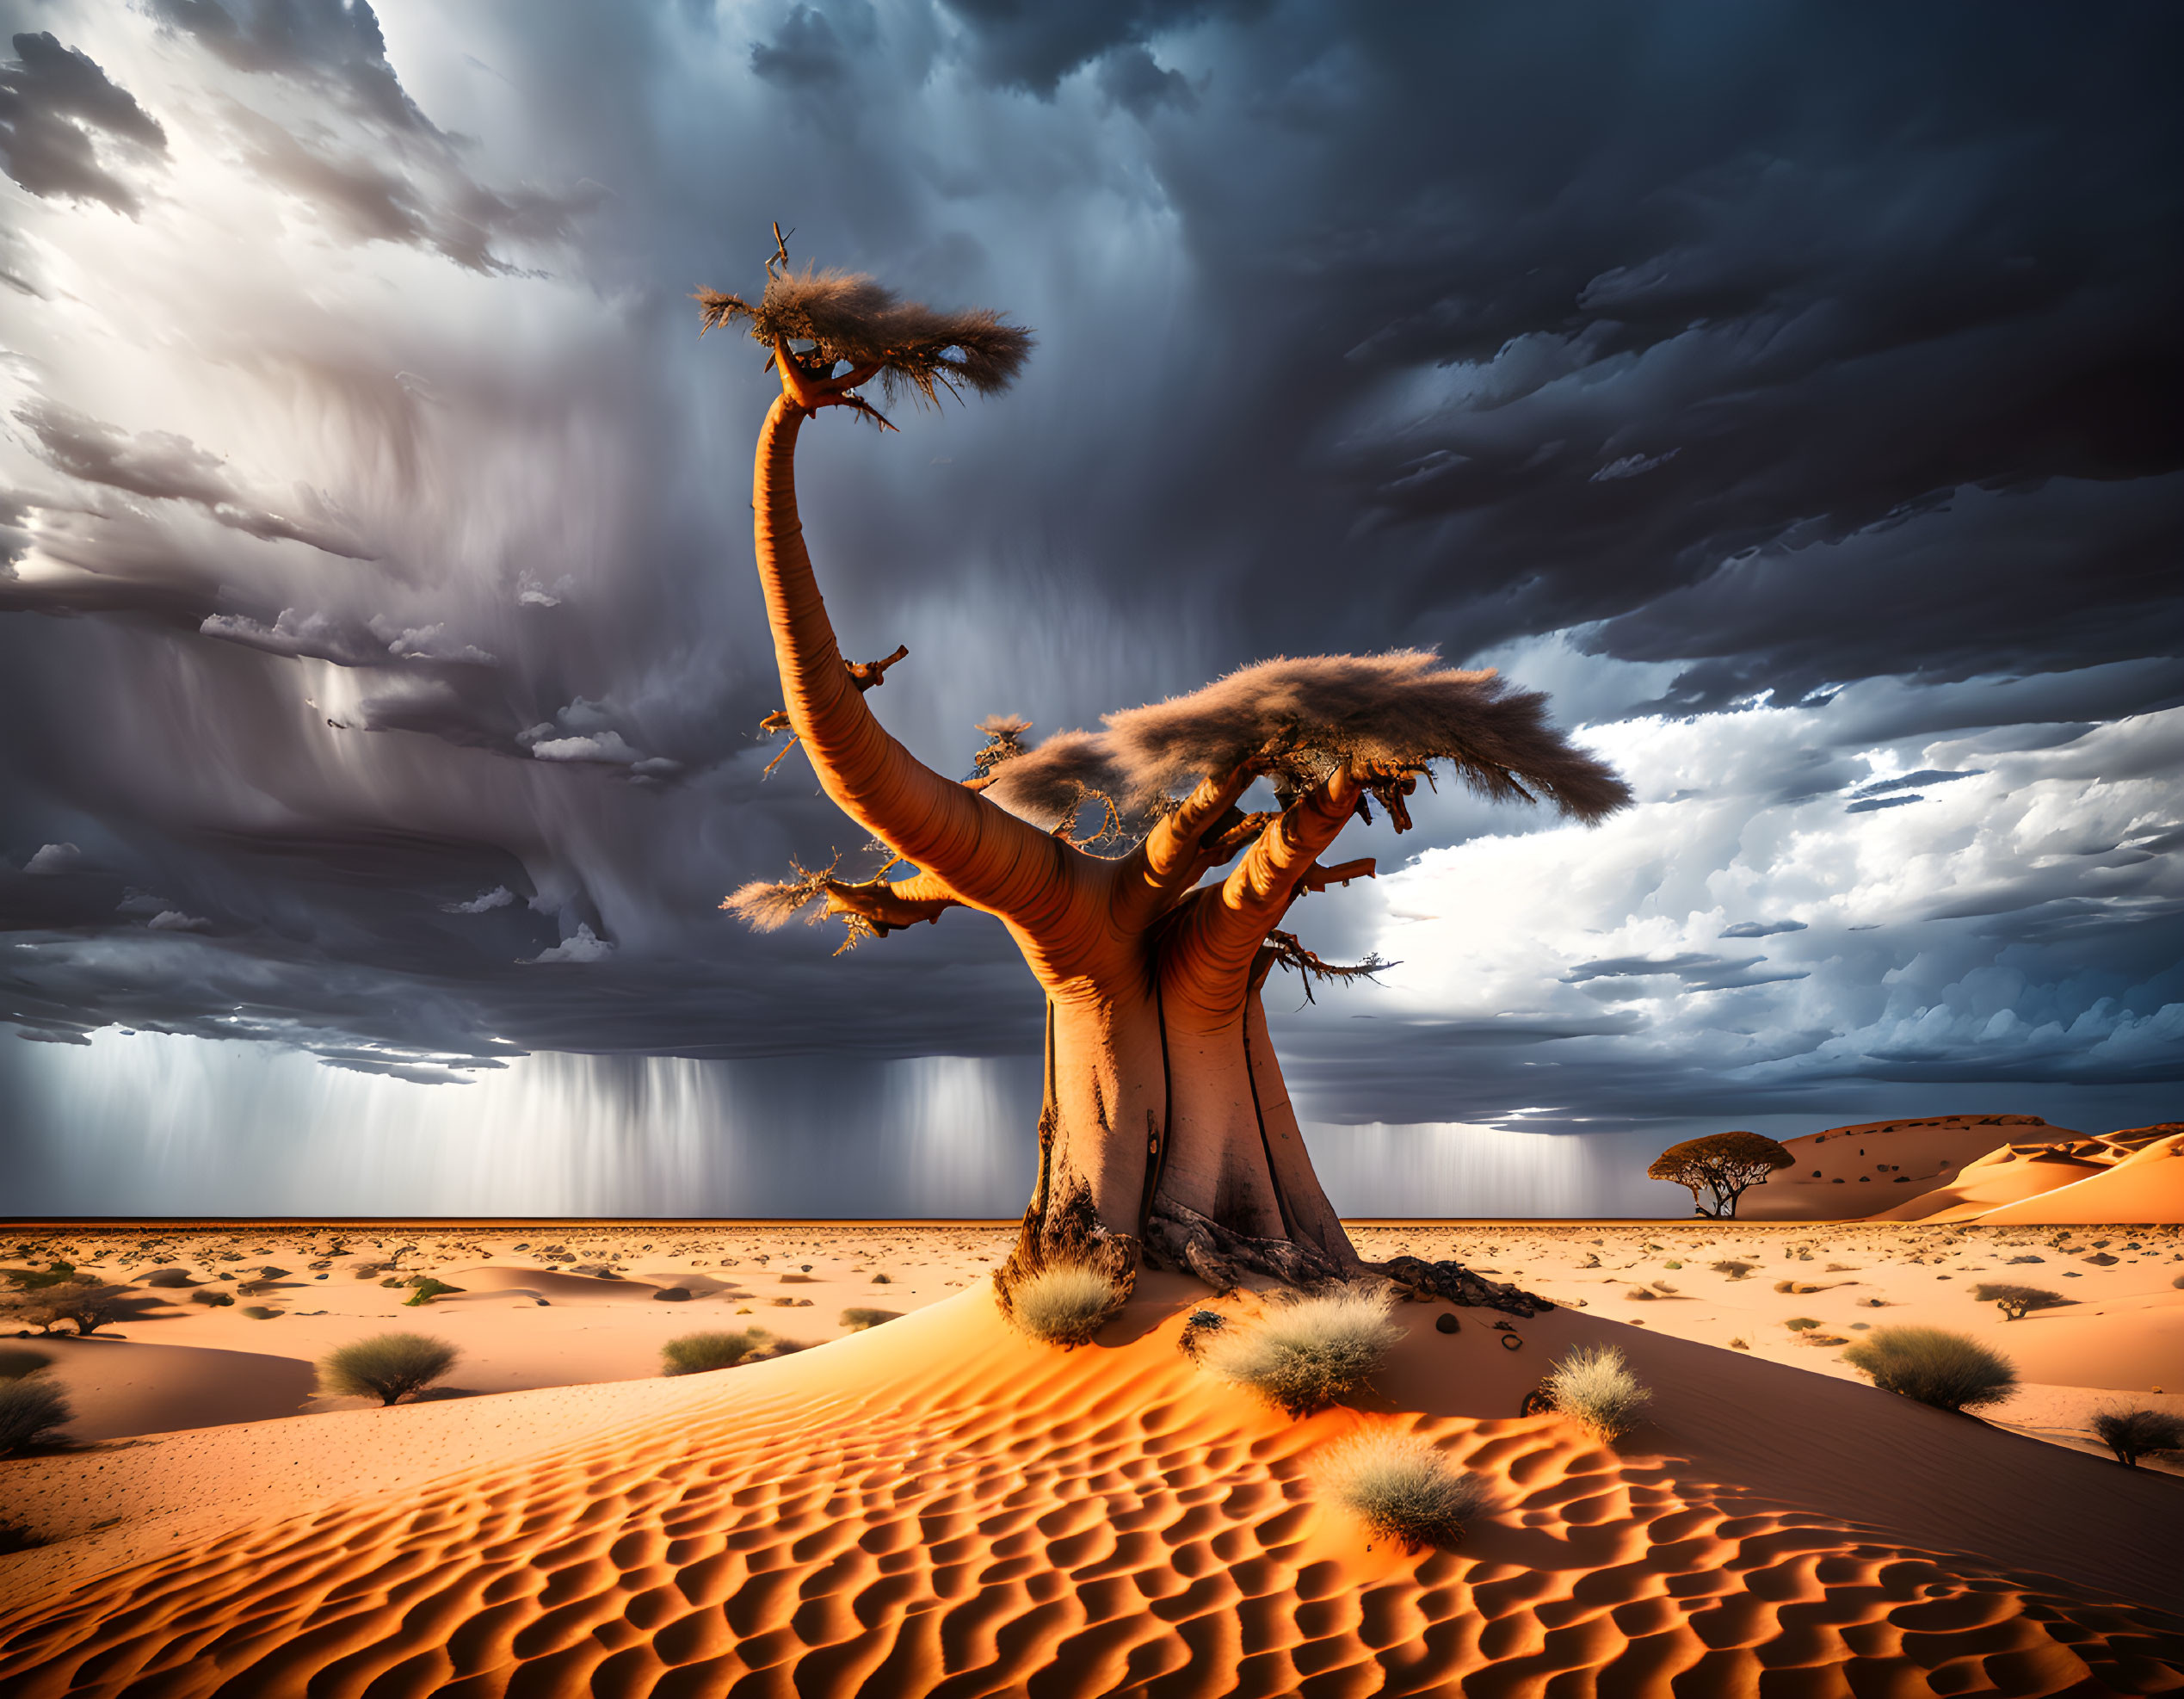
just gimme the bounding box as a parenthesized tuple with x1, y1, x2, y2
(3, 1306, 2181, 1697)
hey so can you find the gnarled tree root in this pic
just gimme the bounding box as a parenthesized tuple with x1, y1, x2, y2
(1143, 1200, 1348, 1292)
(1374, 1255, 1555, 1319)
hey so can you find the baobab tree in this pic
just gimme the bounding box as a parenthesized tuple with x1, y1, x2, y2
(706, 248, 1631, 1318)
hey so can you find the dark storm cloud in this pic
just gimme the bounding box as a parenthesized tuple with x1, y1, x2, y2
(940, 0, 1254, 96)
(149, 0, 435, 135)
(0, 0, 2179, 1151)
(19, 399, 373, 557)
(149, 0, 601, 272)
(0, 30, 165, 213)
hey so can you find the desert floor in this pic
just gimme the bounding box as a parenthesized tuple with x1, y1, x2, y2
(3, 1218, 2181, 1694)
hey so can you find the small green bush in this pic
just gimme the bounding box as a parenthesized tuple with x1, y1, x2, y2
(0, 1376, 73, 1455)
(1322, 1430, 1488, 1551)
(192, 1288, 234, 1307)
(1784, 1317, 1821, 1331)
(403, 1279, 463, 1307)
(1542, 1344, 1651, 1443)
(839, 1308, 901, 1331)
(1842, 1326, 2016, 1412)
(240, 1306, 281, 1319)
(0, 1348, 52, 1381)
(318, 1333, 460, 1405)
(2090, 1408, 2184, 1468)
(1969, 1283, 2066, 1321)
(662, 1330, 770, 1375)
(1711, 1260, 1755, 1279)
(1200, 1287, 1404, 1418)
(1008, 1264, 1127, 1350)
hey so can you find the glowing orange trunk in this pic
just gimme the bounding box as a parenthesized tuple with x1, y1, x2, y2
(750, 396, 1361, 1282)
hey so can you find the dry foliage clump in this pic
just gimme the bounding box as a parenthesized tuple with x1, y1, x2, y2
(1198, 1286, 1404, 1418)
(696, 264, 1032, 414)
(318, 1333, 460, 1406)
(1842, 1326, 2017, 1413)
(662, 1331, 775, 1375)
(1005, 1264, 1128, 1350)
(1322, 1430, 1489, 1552)
(2090, 1408, 2184, 1468)
(980, 652, 1632, 834)
(0, 1375, 71, 1455)
(1968, 1282, 2067, 1320)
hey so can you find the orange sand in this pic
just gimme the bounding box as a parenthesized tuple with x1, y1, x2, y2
(4, 1224, 2184, 1694)
(1740, 1115, 2075, 1220)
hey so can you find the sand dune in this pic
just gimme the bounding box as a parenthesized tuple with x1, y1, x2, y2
(3, 1272, 2181, 1695)
(1979, 1132, 2184, 1225)
(1740, 1115, 2075, 1220)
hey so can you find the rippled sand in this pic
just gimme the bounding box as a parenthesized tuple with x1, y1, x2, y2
(3, 1259, 2181, 1696)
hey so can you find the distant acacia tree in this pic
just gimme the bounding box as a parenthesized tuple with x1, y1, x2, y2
(1649, 1132, 1793, 1218)
(706, 241, 1629, 1312)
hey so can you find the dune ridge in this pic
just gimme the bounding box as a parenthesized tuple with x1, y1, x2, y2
(3, 1277, 2181, 1696)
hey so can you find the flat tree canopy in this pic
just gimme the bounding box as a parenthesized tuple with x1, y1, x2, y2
(1649, 1132, 1793, 1218)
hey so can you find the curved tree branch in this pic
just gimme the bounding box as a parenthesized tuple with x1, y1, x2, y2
(1108, 761, 1260, 936)
(751, 395, 1077, 927)
(1161, 763, 1364, 1023)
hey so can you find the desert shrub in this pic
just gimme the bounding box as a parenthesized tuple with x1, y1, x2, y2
(1542, 1344, 1651, 1443)
(1728, 1338, 1749, 1350)
(0, 1376, 73, 1455)
(139, 1269, 194, 1288)
(1969, 1283, 2066, 1321)
(403, 1279, 463, 1307)
(47, 1282, 129, 1336)
(0, 1347, 52, 1381)
(652, 1288, 692, 1302)
(192, 1288, 234, 1307)
(1322, 1430, 1488, 1551)
(1842, 1326, 2016, 1412)
(318, 1333, 460, 1406)
(1199, 1287, 1404, 1418)
(1783, 1317, 1822, 1331)
(2090, 1408, 2184, 1468)
(240, 1306, 281, 1319)
(839, 1308, 901, 1331)
(662, 1330, 770, 1375)
(1008, 1264, 1128, 1350)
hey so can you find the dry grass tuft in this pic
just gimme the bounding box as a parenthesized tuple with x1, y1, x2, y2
(1199, 1286, 1403, 1418)
(1322, 1430, 1489, 1551)
(1542, 1344, 1652, 1443)
(1006, 1264, 1126, 1350)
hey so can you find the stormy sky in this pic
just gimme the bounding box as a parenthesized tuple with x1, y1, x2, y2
(2, 1, 2178, 1216)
